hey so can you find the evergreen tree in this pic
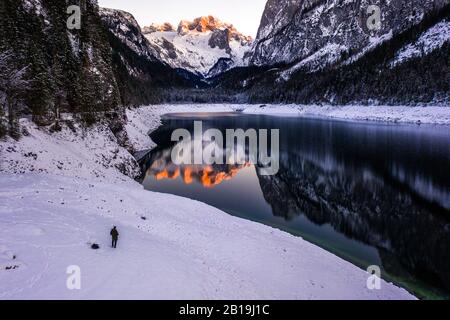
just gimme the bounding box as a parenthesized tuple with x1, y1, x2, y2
(0, 51, 30, 139)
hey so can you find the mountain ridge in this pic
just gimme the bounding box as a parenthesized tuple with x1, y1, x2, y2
(251, 0, 448, 68)
(213, 1, 450, 105)
(142, 15, 253, 77)
(99, 7, 203, 105)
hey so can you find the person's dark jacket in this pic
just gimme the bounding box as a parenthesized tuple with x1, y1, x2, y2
(110, 228, 119, 240)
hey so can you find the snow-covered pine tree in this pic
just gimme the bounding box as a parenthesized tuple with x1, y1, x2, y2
(0, 53, 7, 138)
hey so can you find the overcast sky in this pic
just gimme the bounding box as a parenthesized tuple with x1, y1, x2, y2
(98, 0, 267, 37)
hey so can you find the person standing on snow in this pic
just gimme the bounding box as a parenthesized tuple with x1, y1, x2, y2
(110, 226, 119, 248)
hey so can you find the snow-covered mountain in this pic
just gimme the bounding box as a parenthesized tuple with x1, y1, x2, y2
(251, 0, 448, 73)
(99, 8, 203, 105)
(100, 7, 159, 62)
(214, 1, 449, 105)
(143, 16, 253, 77)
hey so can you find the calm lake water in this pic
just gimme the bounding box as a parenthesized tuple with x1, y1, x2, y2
(141, 112, 450, 299)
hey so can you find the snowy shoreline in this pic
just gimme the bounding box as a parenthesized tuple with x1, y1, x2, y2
(243, 104, 450, 125)
(0, 104, 426, 299)
(135, 104, 450, 127)
(125, 103, 450, 159)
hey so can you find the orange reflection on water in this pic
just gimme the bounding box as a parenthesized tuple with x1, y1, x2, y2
(151, 163, 250, 188)
(183, 167, 194, 185)
(155, 168, 180, 181)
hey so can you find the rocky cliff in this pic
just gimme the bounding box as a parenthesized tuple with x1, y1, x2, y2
(251, 0, 447, 69)
(215, 1, 450, 105)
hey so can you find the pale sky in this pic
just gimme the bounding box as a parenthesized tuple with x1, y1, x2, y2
(98, 0, 267, 37)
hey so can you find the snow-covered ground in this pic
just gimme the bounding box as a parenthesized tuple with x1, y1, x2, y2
(242, 104, 450, 125)
(3, 103, 447, 299)
(125, 105, 234, 151)
(0, 118, 139, 182)
(130, 104, 450, 128)
(0, 173, 415, 299)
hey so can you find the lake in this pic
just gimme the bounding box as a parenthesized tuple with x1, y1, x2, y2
(140, 112, 450, 299)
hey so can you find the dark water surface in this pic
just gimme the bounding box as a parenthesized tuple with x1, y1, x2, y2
(141, 112, 450, 299)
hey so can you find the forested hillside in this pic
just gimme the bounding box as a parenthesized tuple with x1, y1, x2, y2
(0, 0, 122, 138)
(0, 0, 195, 139)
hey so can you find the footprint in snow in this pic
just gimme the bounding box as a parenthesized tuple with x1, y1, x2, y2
(0, 248, 25, 272)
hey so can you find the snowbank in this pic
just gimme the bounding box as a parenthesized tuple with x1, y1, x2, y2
(0, 173, 415, 299)
(243, 104, 450, 125)
(125, 105, 238, 152)
(131, 104, 450, 126)
(244, 105, 450, 125)
(0, 118, 139, 183)
(125, 106, 163, 151)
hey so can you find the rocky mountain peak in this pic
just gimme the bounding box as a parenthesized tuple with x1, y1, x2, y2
(142, 22, 176, 34)
(177, 15, 227, 34)
(176, 16, 252, 44)
(142, 15, 253, 77)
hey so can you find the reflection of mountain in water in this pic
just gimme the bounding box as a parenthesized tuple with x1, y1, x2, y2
(146, 154, 249, 188)
(257, 150, 450, 292)
(142, 114, 450, 294)
(144, 133, 251, 188)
